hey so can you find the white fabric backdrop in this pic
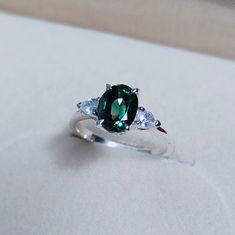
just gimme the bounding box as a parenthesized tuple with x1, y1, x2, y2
(0, 13, 235, 235)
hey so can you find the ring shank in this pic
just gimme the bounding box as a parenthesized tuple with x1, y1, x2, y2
(70, 112, 174, 157)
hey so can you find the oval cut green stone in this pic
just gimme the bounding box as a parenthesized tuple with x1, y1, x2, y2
(97, 84, 138, 133)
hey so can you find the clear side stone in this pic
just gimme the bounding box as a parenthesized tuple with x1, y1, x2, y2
(134, 107, 157, 129)
(78, 98, 99, 115)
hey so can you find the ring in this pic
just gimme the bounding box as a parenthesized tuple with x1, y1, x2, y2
(70, 84, 173, 156)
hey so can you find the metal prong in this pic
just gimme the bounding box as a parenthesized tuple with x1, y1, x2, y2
(106, 84, 112, 90)
(155, 120, 161, 127)
(77, 102, 82, 108)
(132, 88, 139, 94)
(125, 125, 130, 131)
(96, 119, 104, 127)
(138, 106, 145, 111)
(157, 126, 167, 134)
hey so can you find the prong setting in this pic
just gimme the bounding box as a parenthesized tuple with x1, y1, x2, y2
(155, 120, 161, 127)
(132, 88, 139, 94)
(77, 102, 82, 109)
(138, 106, 145, 111)
(96, 119, 104, 127)
(106, 84, 112, 91)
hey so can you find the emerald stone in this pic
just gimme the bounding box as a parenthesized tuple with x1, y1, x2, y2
(97, 84, 138, 133)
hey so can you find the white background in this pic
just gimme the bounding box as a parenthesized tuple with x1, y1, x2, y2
(0, 12, 235, 235)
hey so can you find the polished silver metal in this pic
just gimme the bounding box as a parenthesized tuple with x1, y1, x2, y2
(106, 83, 112, 90)
(70, 110, 171, 156)
(132, 88, 139, 94)
(69, 109, 197, 165)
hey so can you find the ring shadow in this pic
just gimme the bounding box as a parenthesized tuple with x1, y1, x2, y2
(49, 129, 104, 170)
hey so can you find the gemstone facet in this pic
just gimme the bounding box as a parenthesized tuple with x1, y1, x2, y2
(78, 98, 99, 116)
(135, 107, 158, 129)
(97, 84, 138, 133)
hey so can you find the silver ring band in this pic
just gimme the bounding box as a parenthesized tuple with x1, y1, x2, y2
(70, 111, 174, 157)
(69, 84, 175, 158)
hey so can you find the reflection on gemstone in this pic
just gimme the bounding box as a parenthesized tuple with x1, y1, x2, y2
(111, 98, 126, 119)
(97, 84, 138, 133)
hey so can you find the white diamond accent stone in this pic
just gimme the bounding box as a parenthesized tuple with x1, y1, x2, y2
(135, 108, 157, 129)
(78, 98, 99, 115)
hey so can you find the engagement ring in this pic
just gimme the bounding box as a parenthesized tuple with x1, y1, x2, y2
(70, 84, 172, 156)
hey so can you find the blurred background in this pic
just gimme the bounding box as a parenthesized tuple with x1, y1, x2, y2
(0, 0, 234, 60)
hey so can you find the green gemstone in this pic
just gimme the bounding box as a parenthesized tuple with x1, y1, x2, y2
(97, 84, 138, 133)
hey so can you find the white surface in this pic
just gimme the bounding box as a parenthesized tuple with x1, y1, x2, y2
(0, 12, 235, 235)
